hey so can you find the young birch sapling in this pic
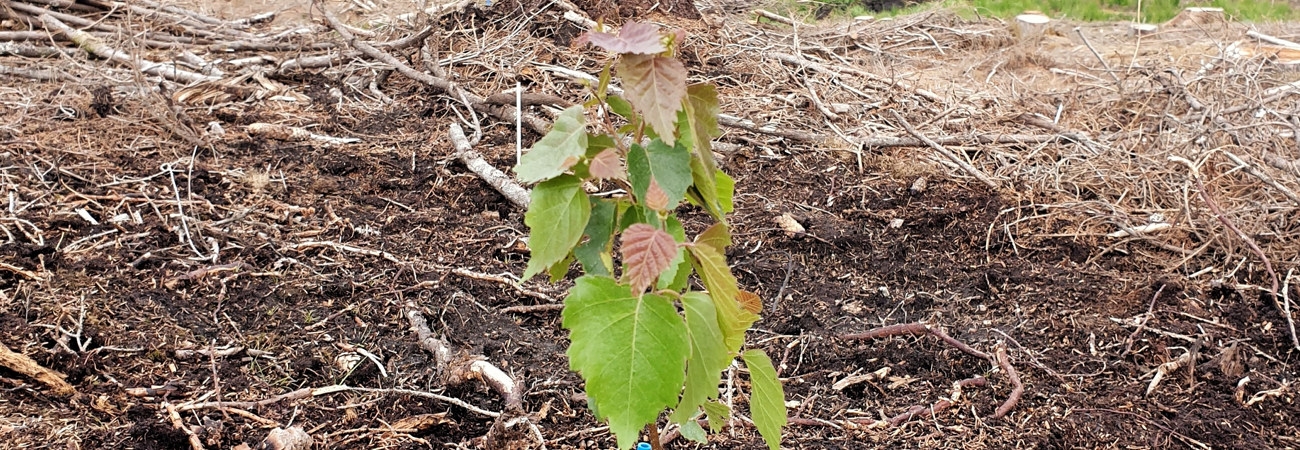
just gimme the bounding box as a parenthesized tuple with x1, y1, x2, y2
(512, 22, 787, 450)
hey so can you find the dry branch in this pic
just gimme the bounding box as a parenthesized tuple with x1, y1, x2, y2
(449, 123, 530, 209)
(406, 301, 522, 411)
(991, 345, 1023, 419)
(889, 110, 999, 189)
(37, 14, 216, 84)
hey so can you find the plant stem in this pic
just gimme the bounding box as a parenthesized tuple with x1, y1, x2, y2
(648, 421, 664, 450)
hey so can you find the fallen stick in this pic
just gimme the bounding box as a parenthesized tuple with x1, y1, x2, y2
(890, 110, 1000, 189)
(164, 261, 250, 289)
(722, 115, 1066, 148)
(451, 267, 552, 302)
(274, 26, 429, 73)
(0, 30, 52, 41)
(498, 303, 564, 314)
(991, 345, 1023, 419)
(208, 40, 336, 53)
(164, 402, 207, 450)
(11, 2, 211, 46)
(769, 52, 943, 103)
(38, 14, 217, 84)
(1074, 27, 1121, 84)
(887, 376, 987, 426)
(859, 133, 1065, 148)
(717, 114, 826, 142)
(1121, 284, 1166, 358)
(20, 0, 99, 13)
(72, 0, 262, 41)
(177, 384, 501, 417)
(1221, 150, 1300, 207)
(0, 261, 44, 280)
(406, 302, 522, 410)
(9, 2, 117, 33)
(752, 9, 799, 26)
(1011, 113, 1105, 153)
(0, 341, 76, 396)
(842, 322, 990, 360)
(246, 123, 360, 145)
(1246, 30, 1300, 50)
(284, 240, 405, 264)
(449, 123, 531, 209)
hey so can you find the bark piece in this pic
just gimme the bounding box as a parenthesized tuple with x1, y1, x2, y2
(0, 342, 75, 396)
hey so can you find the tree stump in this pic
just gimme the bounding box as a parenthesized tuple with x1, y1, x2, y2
(1129, 23, 1158, 37)
(1013, 12, 1051, 41)
(1166, 7, 1226, 28)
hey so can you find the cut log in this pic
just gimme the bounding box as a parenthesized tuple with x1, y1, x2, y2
(1166, 7, 1226, 28)
(1014, 12, 1051, 40)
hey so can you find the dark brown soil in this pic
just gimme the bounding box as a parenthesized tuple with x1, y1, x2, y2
(1, 4, 1298, 450)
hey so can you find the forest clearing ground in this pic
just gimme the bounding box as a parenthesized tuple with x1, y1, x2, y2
(1, 1, 1298, 448)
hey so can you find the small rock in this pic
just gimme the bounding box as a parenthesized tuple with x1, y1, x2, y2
(775, 213, 806, 237)
(909, 176, 928, 195)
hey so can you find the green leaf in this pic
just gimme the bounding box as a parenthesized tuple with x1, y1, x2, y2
(695, 220, 731, 249)
(703, 400, 730, 432)
(679, 83, 729, 220)
(679, 83, 720, 162)
(607, 95, 635, 121)
(586, 133, 617, 157)
(547, 253, 574, 282)
(687, 157, 720, 219)
(670, 292, 731, 424)
(688, 224, 757, 353)
(715, 170, 735, 214)
(563, 276, 690, 450)
(679, 419, 707, 443)
(575, 198, 617, 276)
(656, 216, 689, 291)
(627, 139, 691, 212)
(618, 202, 655, 232)
(521, 175, 591, 281)
(515, 106, 588, 184)
(596, 61, 613, 100)
(618, 53, 687, 144)
(743, 349, 786, 450)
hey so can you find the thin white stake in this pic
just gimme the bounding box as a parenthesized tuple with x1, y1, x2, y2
(515, 81, 523, 168)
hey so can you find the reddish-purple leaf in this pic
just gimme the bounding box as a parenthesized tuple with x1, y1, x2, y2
(578, 22, 666, 55)
(620, 224, 678, 294)
(737, 290, 763, 314)
(643, 179, 670, 211)
(589, 149, 626, 180)
(618, 54, 687, 145)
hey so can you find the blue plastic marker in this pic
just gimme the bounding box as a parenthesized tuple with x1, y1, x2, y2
(636, 443, 652, 450)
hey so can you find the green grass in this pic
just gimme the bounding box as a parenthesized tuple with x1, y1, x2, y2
(780, 0, 1298, 22)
